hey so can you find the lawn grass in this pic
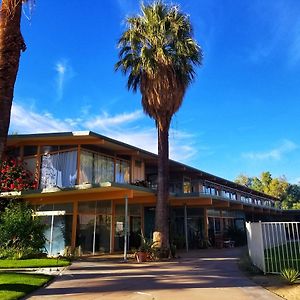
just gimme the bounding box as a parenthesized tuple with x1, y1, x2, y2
(265, 241, 300, 273)
(0, 258, 70, 269)
(0, 272, 52, 300)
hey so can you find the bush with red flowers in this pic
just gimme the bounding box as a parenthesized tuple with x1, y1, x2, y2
(0, 159, 37, 192)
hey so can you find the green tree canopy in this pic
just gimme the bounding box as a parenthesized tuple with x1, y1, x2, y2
(235, 172, 299, 209)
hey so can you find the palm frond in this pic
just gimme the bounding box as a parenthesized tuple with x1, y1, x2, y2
(115, 1, 202, 123)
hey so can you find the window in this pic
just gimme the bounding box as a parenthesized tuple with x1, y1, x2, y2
(40, 151, 77, 189)
(80, 151, 114, 184)
(183, 177, 191, 193)
(115, 160, 130, 183)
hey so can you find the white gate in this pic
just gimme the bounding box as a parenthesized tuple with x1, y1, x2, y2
(246, 221, 300, 274)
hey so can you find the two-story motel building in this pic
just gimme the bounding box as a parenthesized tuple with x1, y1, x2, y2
(3, 131, 282, 255)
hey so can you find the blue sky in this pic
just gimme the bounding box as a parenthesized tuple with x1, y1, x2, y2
(10, 0, 300, 183)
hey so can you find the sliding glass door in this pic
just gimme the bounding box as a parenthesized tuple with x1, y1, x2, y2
(76, 200, 112, 254)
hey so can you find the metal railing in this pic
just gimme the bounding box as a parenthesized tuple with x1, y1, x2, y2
(246, 221, 300, 274)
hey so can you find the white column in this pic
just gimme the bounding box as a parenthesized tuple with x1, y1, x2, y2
(124, 195, 129, 261)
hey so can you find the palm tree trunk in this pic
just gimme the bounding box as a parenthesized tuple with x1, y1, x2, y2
(0, 0, 26, 159)
(154, 122, 170, 257)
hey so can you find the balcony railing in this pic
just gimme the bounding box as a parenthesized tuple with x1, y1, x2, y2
(166, 180, 276, 208)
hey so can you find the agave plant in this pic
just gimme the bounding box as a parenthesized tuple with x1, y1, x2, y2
(281, 268, 300, 284)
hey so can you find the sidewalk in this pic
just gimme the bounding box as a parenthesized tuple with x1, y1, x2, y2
(26, 248, 282, 300)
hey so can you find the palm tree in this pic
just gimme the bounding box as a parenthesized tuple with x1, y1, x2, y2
(116, 1, 202, 255)
(0, 0, 28, 159)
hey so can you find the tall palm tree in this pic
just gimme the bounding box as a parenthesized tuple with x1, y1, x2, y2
(0, 0, 28, 159)
(116, 1, 202, 255)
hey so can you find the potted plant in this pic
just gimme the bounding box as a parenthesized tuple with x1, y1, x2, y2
(135, 234, 157, 262)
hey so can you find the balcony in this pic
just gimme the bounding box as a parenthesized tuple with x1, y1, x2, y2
(167, 180, 276, 209)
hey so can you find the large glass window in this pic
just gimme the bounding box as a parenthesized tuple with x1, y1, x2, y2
(114, 204, 142, 251)
(40, 151, 77, 189)
(115, 160, 130, 183)
(80, 151, 93, 184)
(80, 151, 124, 184)
(76, 200, 112, 254)
(94, 155, 114, 183)
(35, 203, 73, 256)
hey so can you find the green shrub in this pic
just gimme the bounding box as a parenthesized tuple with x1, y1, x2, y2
(0, 201, 46, 259)
(0, 158, 37, 192)
(281, 268, 300, 284)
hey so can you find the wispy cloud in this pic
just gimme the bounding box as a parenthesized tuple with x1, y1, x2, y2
(55, 60, 74, 101)
(242, 140, 298, 161)
(85, 110, 143, 130)
(9, 102, 200, 164)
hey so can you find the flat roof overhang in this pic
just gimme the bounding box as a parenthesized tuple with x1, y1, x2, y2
(169, 193, 281, 214)
(0, 183, 282, 214)
(0, 182, 156, 205)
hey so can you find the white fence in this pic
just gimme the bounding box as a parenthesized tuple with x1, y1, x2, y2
(246, 222, 300, 274)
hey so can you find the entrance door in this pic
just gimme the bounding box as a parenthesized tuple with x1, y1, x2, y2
(129, 216, 141, 249)
(77, 215, 95, 254)
(95, 215, 111, 253)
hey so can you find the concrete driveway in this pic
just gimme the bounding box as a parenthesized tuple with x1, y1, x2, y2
(26, 248, 281, 300)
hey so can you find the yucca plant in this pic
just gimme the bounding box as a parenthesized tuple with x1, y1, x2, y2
(281, 268, 300, 284)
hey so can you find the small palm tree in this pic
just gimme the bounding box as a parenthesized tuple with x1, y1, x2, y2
(116, 1, 202, 255)
(0, 0, 30, 159)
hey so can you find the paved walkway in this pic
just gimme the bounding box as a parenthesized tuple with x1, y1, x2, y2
(26, 248, 282, 300)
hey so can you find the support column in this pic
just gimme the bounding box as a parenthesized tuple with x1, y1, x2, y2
(184, 204, 189, 252)
(110, 200, 115, 253)
(123, 195, 128, 261)
(204, 208, 209, 240)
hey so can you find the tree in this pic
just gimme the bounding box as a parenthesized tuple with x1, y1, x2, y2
(115, 1, 202, 255)
(281, 184, 300, 209)
(0, 201, 46, 259)
(235, 172, 296, 208)
(235, 174, 251, 187)
(261, 171, 272, 194)
(0, 0, 29, 159)
(251, 177, 263, 192)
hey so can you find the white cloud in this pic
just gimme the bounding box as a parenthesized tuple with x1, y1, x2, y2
(10, 102, 72, 133)
(242, 140, 297, 161)
(55, 60, 74, 101)
(85, 110, 143, 130)
(9, 102, 199, 164)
